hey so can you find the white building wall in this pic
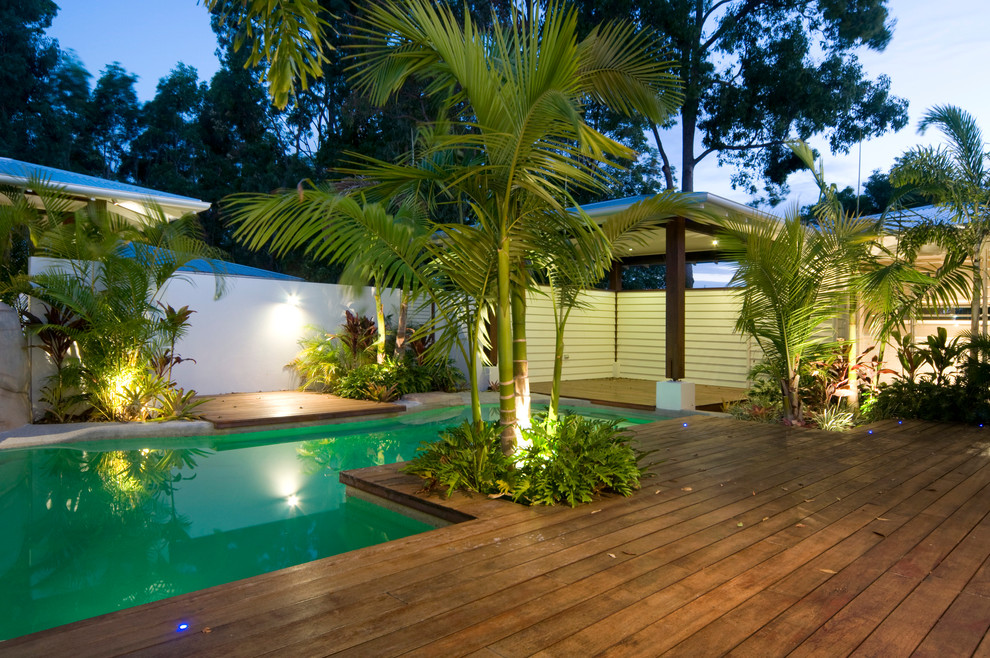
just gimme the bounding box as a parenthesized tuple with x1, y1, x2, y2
(160, 274, 396, 394)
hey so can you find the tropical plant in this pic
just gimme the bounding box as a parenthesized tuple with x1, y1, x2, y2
(919, 326, 964, 386)
(810, 405, 855, 432)
(287, 327, 344, 392)
(892, 105, 990, 336)
(513, 415, 646, 507)
(4, 182, 226, 422)
(402, 421, 514, 497)
(718, 204, 861, 423)
(343, 0, 687, 451)
(890, 330, 925, 383)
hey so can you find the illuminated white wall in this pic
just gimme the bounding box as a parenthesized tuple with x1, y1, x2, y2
(160, 273, 397, 394)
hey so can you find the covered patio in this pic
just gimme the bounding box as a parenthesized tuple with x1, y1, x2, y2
(522, 192, 769, 411)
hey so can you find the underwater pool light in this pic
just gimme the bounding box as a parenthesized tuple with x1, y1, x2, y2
(287, 494, 300, 508)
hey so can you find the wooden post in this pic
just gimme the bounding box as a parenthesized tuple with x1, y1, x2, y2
(666, 216, 686, 380)
(608, 262, 623, 291)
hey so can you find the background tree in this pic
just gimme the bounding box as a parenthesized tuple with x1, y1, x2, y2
(88, 63, 141, 179)
(568, 0, 909, 199)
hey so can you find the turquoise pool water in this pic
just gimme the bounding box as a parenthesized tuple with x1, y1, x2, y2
(0, 404, 657, 641)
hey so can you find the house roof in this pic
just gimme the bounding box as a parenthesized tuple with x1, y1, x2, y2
(0, 157, 211, 219)
(116, 244, 303, 282)
(575, 191, 774, 259)
(859, 204, 956, 227)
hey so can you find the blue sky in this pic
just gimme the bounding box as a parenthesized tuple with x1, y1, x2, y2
(48, 0, 990, 211)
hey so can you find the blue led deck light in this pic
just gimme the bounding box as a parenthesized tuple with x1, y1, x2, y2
(867, 430, 874, 435)
(682, 422, 688, 428)
(177, 623, 189, 632)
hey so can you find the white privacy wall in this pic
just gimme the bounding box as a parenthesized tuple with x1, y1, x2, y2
(524, 287, 616, 382)
(616, 289, 754, 387)
(161, 274, 397, 394)
(524, 287, 756, 387)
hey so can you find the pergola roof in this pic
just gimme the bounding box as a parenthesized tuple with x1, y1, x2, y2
(0, 157, 211, 221)
(577, 191, 774, 259)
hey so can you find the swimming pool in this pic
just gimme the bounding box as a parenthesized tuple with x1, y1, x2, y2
(0, 404, 657, 640)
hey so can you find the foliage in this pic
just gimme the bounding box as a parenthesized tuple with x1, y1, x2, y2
(4, 183, 224, 422)
(153, 386, 209, 422)
(892, 105, 990, 336)
(513, 415, 645, 507)
(809, 405, 855, 432)
(566, 0, 910, 196)
(287, 327, 345, 392)
(727, 374, 783, 424)
(870, 330, 990, 425)
(402, 421, 514, 497)
(403, 415, 646, 507)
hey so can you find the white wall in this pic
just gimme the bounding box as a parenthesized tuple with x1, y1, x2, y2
(523, 286, 757, 388)
(161, 274, 397, 394)
(615, 289, 755, 387)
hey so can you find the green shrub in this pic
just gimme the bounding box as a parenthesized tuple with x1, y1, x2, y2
(288, 328, 346, 392)
(401, 421, 514, 496)
(513, 415, 645, 506)
(809, 404, 855, 432)
(403, 415, 647, 507)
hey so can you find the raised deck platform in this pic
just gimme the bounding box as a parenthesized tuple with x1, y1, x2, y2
(530, 377, 747, 411)
(194, 390, 404, 429)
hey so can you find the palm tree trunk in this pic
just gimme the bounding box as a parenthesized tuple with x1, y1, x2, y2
(971, 252, 982, 337)
(468, 310, 483, 427)
(374, 283, 386, 365)
(496, 243, 517, 453)
(395, 288, 409, 357)
(549, 320, 565, 424)
(511, 281, 530, 428)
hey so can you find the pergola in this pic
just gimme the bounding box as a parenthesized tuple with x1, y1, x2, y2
(580, 192, 770, 383)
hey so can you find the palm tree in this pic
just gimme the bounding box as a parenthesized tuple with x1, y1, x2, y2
(345, 0, 683, 451)
(891, 105, 990, 336)
(227, 186, 500, 425)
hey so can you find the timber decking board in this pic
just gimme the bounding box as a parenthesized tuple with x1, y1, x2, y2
(6, 417, 990, 656)
(530, 377, 746, 410)
(193, 390, 404, 428)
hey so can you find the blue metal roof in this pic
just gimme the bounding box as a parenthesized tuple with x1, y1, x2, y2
(117, 244, 302, 281)
(860, 205, 956, 227)
(181, 258, 302, 281)
(0, 157, 209, 209)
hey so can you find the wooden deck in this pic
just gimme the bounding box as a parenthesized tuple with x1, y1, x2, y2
(7, 416, 990, 656)
(530, 376, 747, 411)
(194, 390, 404, 429)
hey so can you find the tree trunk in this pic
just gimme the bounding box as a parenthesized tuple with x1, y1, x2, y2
(496, 243, 517, 453)
(549, 318, 565, 424)
(373, 283, 386, 365)
(395, 289, 409, 357)
(511, 281, 530, 428)
(468, 311, 483, 427)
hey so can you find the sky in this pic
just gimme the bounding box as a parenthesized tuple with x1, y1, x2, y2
(47, 0, 990, 211)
